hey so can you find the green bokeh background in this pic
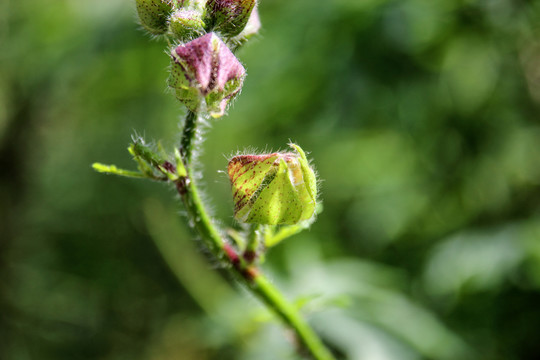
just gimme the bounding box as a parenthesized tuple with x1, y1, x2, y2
(2, 0, 540, 359)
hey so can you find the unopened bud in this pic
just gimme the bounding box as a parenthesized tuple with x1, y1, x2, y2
(135, 0, 175, 35)
(169, 9, 205, 42)
(168, 33, 246, 117)
(228, 144, 317, 225)
(205, 0, 257, 38)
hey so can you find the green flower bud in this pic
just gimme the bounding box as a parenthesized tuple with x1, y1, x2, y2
(169, 9, 205, 42)
(168, 33, 246, 117)
(205, 0, 257, 38)
(135, 0, 175, 35)
(228, 144, 317, 225)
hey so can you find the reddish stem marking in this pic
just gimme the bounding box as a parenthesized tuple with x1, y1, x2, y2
(223, 243, 259, 281)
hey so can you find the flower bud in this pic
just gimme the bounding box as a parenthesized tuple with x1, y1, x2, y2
(169, 9, 205, 42)
(228, 144, 317, 225)
(168, 33, 246, 117)
(135, 0, 175, 35)
(205, 0, 257, 38)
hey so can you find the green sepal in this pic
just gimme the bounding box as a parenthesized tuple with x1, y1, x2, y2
(290, 143, 317, 221)
(246, 159, 303, 225)
(230, 155, 278, 221)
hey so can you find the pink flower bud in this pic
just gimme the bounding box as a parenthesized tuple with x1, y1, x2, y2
(169, 33, 246, 117)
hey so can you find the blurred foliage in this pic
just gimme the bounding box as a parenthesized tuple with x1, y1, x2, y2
(1, 0, 540, 359)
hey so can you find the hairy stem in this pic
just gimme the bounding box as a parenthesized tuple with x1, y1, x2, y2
(176, 110, 335, 360)
(180, 109, 198, 166)
(177, 109, 223, 256)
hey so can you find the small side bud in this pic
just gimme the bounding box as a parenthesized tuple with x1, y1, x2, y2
(135, 0, 175, 35)
(168, 33, 246, 117)
(205, 0, 257, 38)
(169, 9, 206, 42)
(228, 144, 318, 225)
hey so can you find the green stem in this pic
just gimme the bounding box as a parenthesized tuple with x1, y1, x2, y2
(175, 110, 336, 360)
(177, 109, 223, 256)
(251, 276, 335, 360)
(180, 109, 198, 165)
